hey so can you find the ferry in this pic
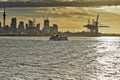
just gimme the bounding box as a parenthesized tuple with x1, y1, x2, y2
(49, 34, 68, 41)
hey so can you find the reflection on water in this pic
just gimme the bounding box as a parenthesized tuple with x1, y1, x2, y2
(96, 37, 120, 80)
(0, 37, 120, 80)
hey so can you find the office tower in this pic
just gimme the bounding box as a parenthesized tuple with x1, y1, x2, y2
(29, 20, 33, 28)
(18, 21, 24, 33)
(42, 18, 50, 35)
(44, 18, 49, 28)
(36, 23, 40, 30)
(36, 23, 40, 35)
(53, 24, 58, 34)
(11, 18, 17, 33)
(26, 24, 28, 29)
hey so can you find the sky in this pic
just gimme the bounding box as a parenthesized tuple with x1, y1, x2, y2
(2, 0, 66, 1)
(2, 0, 95, 1)
(0, 0, 120, 2)
(0, 6, 119, 34)
(0, 0, 120, 34)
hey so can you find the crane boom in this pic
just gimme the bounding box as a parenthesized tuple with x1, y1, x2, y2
(96, 15, 99, 23)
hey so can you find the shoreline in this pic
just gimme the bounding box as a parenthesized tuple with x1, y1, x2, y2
(0, 34, 120, 37)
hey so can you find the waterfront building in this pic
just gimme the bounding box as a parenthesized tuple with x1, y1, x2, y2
(42, 18, 51, 35)
(25, 19, 40, 36)
(18, 21, 24, 34)
(53, 24, 58, 34)
(29, 20, 34, 28)
(36, 23, 40, 35)
(11, 18, 17, 33)
(26, 27, 38, 36)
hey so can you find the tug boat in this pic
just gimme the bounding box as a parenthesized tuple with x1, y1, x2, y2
(49, 34, 68, 41)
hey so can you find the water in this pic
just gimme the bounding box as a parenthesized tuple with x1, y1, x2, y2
(0, 37, 120, 80)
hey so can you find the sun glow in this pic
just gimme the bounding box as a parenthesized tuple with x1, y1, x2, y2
(97, 6, 120, 14)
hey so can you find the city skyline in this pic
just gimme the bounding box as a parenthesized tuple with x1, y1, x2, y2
(0, 6, 119, 34)
(0, 15, 59, 36)
(0, 8, 59, 36)
(0, 0, 119, 34)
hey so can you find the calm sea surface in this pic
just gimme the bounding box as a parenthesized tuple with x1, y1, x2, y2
(0, 37, 120, 80)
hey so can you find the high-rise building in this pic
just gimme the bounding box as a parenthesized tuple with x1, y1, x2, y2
(36, 23, 40, 30)
(53, 24, 58, 34)
(18, 21, 24, 34)
(29, 20, 33, 28)
(42, 18, 51, 35)
(11, 18, 17, 33)
(44, 19, 49, 28)
(36, 23, 40, 35)
(4, 25, 10, 33)
(25, 24, 28, 29)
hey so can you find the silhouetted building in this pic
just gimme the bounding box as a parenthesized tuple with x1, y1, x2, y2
(48, 24, 58, 35)
(18, 21, 24, 34)
(0, 21, 4, 33)
(42, 18, 51, 35)
(0, 10, 59, 36)
(26, 27, 38, 36)
(25, 24, 28, 29)
(36, 23, 40, 35)
(25, 20, 40, 36)
(36, 23, 40, 29)
(53, 24, 58, 34)
(44, 19, 49, 27)
(11, 18, 17, 33)
(4, 25, 10, 33)
(29, 20, 33, 28)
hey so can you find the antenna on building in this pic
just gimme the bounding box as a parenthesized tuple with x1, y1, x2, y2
(3, 7, 6, 28)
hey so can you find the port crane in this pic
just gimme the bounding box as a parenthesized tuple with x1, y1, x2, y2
(84, 15, 109, 34)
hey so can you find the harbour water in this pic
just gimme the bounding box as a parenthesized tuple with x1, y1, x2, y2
(0, 37, 120, 80)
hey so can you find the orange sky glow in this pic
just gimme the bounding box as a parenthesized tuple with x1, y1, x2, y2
(0, 6, 120, 33)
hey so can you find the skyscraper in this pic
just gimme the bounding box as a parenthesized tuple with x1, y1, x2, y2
(26, 24, 29, 29)
(53, 24, 58, 34)
(18, 21, 24, 34)
(42, 18, 51, 35)
(29, 20, 33, 28)
(44, 18, 49, 28)
(11, 18, 17, 33)
(36, 24, 40, 30)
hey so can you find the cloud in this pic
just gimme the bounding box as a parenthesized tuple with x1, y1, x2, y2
(0, 0, 116, 2)
(0, 0, 8, 1)
(1, 0, 120, 2)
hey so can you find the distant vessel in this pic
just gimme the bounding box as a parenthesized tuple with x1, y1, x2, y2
(49, 34, 68, 41)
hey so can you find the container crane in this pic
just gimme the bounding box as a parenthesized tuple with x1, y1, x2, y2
(84, 15, 109, 35)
